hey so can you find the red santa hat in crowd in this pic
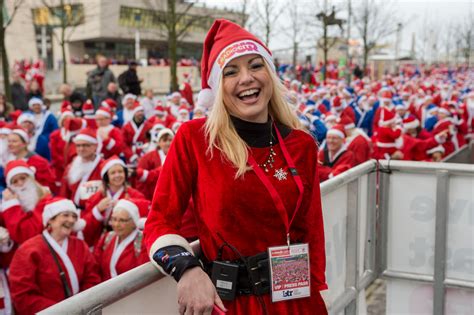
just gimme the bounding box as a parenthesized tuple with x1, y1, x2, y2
(196, 19, 275, 109)
(339, 114, 356, 130)
(58, 108, 75, 125)
(42, 197, 83, 230)
(101, 98, 118, 111)
(131, 101, 144, 116)
(5, 160, 35, 186)
(10, 126, 29, 143)
(95, 106, 113, 119)
(73, 127, 98, 144)
(0, 121, 11, 135)
(17, 112, 35, 126)
(178, 105, 189, 115)
(113, 198, 148, 229)
(402, 116, 420, 130)
(379, 107, 397, 127)
(438, 103, 451, 117)
(379, 90, 393, 103)
(82, 100, 95, 116)
(122, 93, 137, 105)
(157, 128, 174, 142)
(332, 96, 343, 111)
(100, 155, 126, 178)
(64, 118, 87, 137)
(154, 104, 166, 116)
(326, 124, 346, 139)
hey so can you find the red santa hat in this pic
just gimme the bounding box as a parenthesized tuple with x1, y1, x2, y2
(122, 93, 137, 105)
(157, 128, 174, 142)
(339, 114, 355, 130)
(59, 108, 74, 123)
(154, 105, 166, 115)
(42, 197, 80, 227)
(95, 106, 112, 119)
(379, 90, 393, 102)
(61, 100, 72, 111)
(196, 19, 274, 109)
(332, 96, 342, 110)
(131, 101, 144, 116)
(101, 98, 118, 110)
(432, 119, 452, 136)
(402, 116, 420, 130)
(73, 127, 98, 144)
(113, 199, 140, 227)
(64, 117, 86, 134)
(438, 103, 451, 116)
(82, 100, 95, 116)
(100, 156, 126, 178)
(327, 124, 346, 138)
(11, 126, 29, 143)
(324, 114, 338, 124)
(0, 121, 11, 135)
(5, 160, 35, 185)
(178, 105, 189, 115)
(379, 107, 397, 126)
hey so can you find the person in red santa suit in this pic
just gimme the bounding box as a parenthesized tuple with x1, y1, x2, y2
(144, 19, 327, 315)
(136, 128, 173, 200)
(401, 116, 447, 161)
(331, 95, 356, 123)
(340, 115, 372, 165)
(95, 106, 124, 159)
(49, 114, 84, 187)
(430, 118, 455, 158)
(372, 89, 395, 135)
(176, 105, 191, 123)
(82, 156, 146, 247)
(122, 102, 152, 164)
(166, 92, 183, 119)
(372, 108, 404, 160)
(60, 128, 103, 209)
(0, 225, 14, 315)
(82, 100, 97, 129)
(461, 91, 474, 141)
(8, 197, 101, 315)
(93, 199, 148, 281)
(6, 127, 56, 193)
(179, 73, 195, 106)
(147, 103, 176, 128)
(1, 160, 52, 244)
(318, 124, 355, 181)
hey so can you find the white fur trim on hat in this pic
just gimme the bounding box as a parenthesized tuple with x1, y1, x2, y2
(208, 40, 275, 92)
(6, 166, 35, 186)
(28, 97, 43, 108)
(17, 113, 35, 125)
(327, 129, 345, 138)
(122, 94, 137, 104)
(95, 109, 111, 118)
(426, 145, 445, 155)
(403, 120, 420, 130)
(73, 134, 98, 144)
(113, 199, 139, 227)
(42, 199, 79, 226)
(101, 158, 126, 178)
(132, 105, 144, 116)
(157, 128, 174, 142)
(13, 128, 30, 143)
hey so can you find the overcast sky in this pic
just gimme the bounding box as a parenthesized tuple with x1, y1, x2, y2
(203, 0, 474, 59)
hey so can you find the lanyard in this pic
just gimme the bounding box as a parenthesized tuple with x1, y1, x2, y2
(247, 123, 305, 247)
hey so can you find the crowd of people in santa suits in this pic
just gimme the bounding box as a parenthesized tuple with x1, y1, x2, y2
(0, 63, 472, 313)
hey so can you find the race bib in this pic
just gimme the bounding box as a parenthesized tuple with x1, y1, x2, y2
(79, 180, 102, 200)
(268, 243, 311, 302)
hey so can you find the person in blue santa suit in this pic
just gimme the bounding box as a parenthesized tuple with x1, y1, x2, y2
(26, 98, 58, 160)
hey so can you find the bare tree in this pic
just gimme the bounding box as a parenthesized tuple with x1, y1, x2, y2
(238, 0, 250, 28)
(0, 0, 24, 101)
(145, 0, 213, 92)
(442, 23, 454, 65)
(456, 13, 473, 67)
(252, 0, 284, 47)
(353, 0, 400, 73)
(40, 0, 85, 83)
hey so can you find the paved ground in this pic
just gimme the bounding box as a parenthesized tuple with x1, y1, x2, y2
(366, 278, 386, 315)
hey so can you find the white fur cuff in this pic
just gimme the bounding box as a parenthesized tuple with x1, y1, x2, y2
(106, 138, 116, 150)
(1, 199, 20, 212)
(92, 206, 104, 222)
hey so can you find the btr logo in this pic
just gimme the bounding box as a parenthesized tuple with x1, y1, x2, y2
(283, 290, 294, 297)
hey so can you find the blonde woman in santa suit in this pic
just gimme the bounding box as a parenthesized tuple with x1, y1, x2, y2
(8, 197, 101, 315)
(144, 20, 327, 315)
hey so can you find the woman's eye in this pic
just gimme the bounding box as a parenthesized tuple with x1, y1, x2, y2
(223, 70, 237, 77)
(250, 63, 264, 70)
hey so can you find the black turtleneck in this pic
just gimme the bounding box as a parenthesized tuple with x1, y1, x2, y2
(230, 115, 292, 148)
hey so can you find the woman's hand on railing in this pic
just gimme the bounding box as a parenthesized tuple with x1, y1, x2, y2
(177, 266, 227, 315)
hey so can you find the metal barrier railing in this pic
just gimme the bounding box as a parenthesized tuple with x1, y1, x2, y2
(40, 144, 473, 315)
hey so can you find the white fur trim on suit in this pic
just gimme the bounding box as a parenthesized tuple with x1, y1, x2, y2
(1, 199, 20, 212)
(149, 234, 194, 274)
(105, 138, 116, 151)
(92, 206, 104, 222)
(403, 120, 420, 130)
(139, 169, 149, 182)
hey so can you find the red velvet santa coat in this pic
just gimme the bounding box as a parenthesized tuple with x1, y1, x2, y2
(346, 130, 372, 165)
(401, 134, 439, 161)
(24, 153, 56, 194)
(318, 146, 355, 181)
(49, 130, 78, 184)
(144, 119, 327, 314)
(136, 150, 163, 200)
(1, 195, 51, 244)
(82, 186, 146, 247)
(179, 82, 194, 106)
(93, 230, 148, 281)
(122, 120, 152, 161)
(372, 105, 395, 135)
(8, 234, 101, 315)
(98, 126, 125, 159)
(60, 155, 103, 208)
(372, 126, 403, 159)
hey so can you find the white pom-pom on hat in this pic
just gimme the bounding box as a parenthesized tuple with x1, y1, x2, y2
(196, 88, 215, 109)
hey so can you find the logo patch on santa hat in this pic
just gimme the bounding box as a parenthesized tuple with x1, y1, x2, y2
(217, 41, 259, 68)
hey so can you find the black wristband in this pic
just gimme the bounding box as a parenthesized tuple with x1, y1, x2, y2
(152, 245, 202, 282)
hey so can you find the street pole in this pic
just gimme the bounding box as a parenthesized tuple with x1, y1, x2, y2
(135, 29, 140, 61)
(346, 0, 352, 83)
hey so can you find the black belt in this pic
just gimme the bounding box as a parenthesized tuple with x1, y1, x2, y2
(204, 251, 271, 298)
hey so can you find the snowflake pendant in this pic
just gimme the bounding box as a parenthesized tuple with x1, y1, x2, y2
(274, 168, 288, 181)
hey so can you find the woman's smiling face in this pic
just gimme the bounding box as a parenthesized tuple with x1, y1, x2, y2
(222, 54, 273, 123)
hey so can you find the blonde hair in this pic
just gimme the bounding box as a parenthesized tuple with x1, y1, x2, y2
(204, 61, 302, 178)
